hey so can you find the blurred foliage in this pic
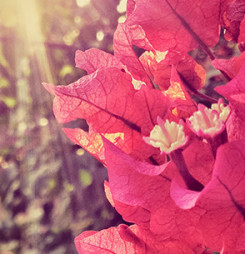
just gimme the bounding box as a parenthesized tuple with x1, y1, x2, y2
(0, 0, 125, 253)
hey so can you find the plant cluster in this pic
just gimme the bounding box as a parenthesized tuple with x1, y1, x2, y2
(45, 0, 245, 253)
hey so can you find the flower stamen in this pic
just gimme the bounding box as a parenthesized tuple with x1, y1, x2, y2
(143, 117, 188, 154)
(187, 103, 224, 138)
(211, 98, 230, 122)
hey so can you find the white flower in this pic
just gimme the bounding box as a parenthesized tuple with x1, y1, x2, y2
(143, 117, 188, 154)
(187, 101, 229, 138)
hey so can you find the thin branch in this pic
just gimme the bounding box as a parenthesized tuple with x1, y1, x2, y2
(177, 71, 219, 104)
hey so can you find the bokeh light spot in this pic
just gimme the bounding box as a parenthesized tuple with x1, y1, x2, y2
(39, 118, 49, 127)
(96, 31, 104, 42)
(76, 148, 85, 156)
(18, 122, 27, 133)
(76, 0, 90, 8)
(74, 16, 82, 25)
(117, 0, 127, 13)
(63, 29, 80, 45)
(118, 15, 126, 23)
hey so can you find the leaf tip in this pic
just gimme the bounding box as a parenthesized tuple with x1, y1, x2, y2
(42, 82, 56, 95)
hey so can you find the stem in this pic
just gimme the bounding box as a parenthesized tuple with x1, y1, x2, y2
(208, 138, 219, 159)
(170, 149, 204, 191)
(219, 70, 232, 82)
(193, 90, 219, 104)
(208, 129, 228, 159)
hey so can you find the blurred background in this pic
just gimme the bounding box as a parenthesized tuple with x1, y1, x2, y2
(0, 0, 127, 253)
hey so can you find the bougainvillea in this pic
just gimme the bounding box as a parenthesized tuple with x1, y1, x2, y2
(44, 0, 245, 253)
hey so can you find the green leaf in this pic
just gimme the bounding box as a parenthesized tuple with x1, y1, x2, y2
(0, 78, 9, 89)
(0, 96, 16, 108)
(59, 64, 73, 78)
(79, 169, 92, 187)
(64, 182, 74, 192)
(48, 179, 57, 190)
